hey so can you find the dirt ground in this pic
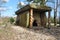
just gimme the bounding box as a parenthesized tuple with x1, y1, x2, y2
(0, 23, 60, 40)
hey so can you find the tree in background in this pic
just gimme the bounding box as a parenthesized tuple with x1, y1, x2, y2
(26, 0, 46, 6)
(50, 17, 54, 23)
(10, 17, 15, 24)
(26, 0, 33, 4)
(17, 0, 47, 9)
(46, 0, 60, 27)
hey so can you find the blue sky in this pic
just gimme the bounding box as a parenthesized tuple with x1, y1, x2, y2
(1, 0, 27, 17)
(1, 0, 18, 17)
(0, 0, 60, 17)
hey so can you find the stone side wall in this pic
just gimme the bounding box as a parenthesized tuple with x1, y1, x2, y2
(16, 11, 29, 27)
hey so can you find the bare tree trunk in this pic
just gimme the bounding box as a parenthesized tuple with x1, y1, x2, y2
(54, 9, 57, 27)
(54, 0, 58, 27)
(59, 12, 60, 26)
